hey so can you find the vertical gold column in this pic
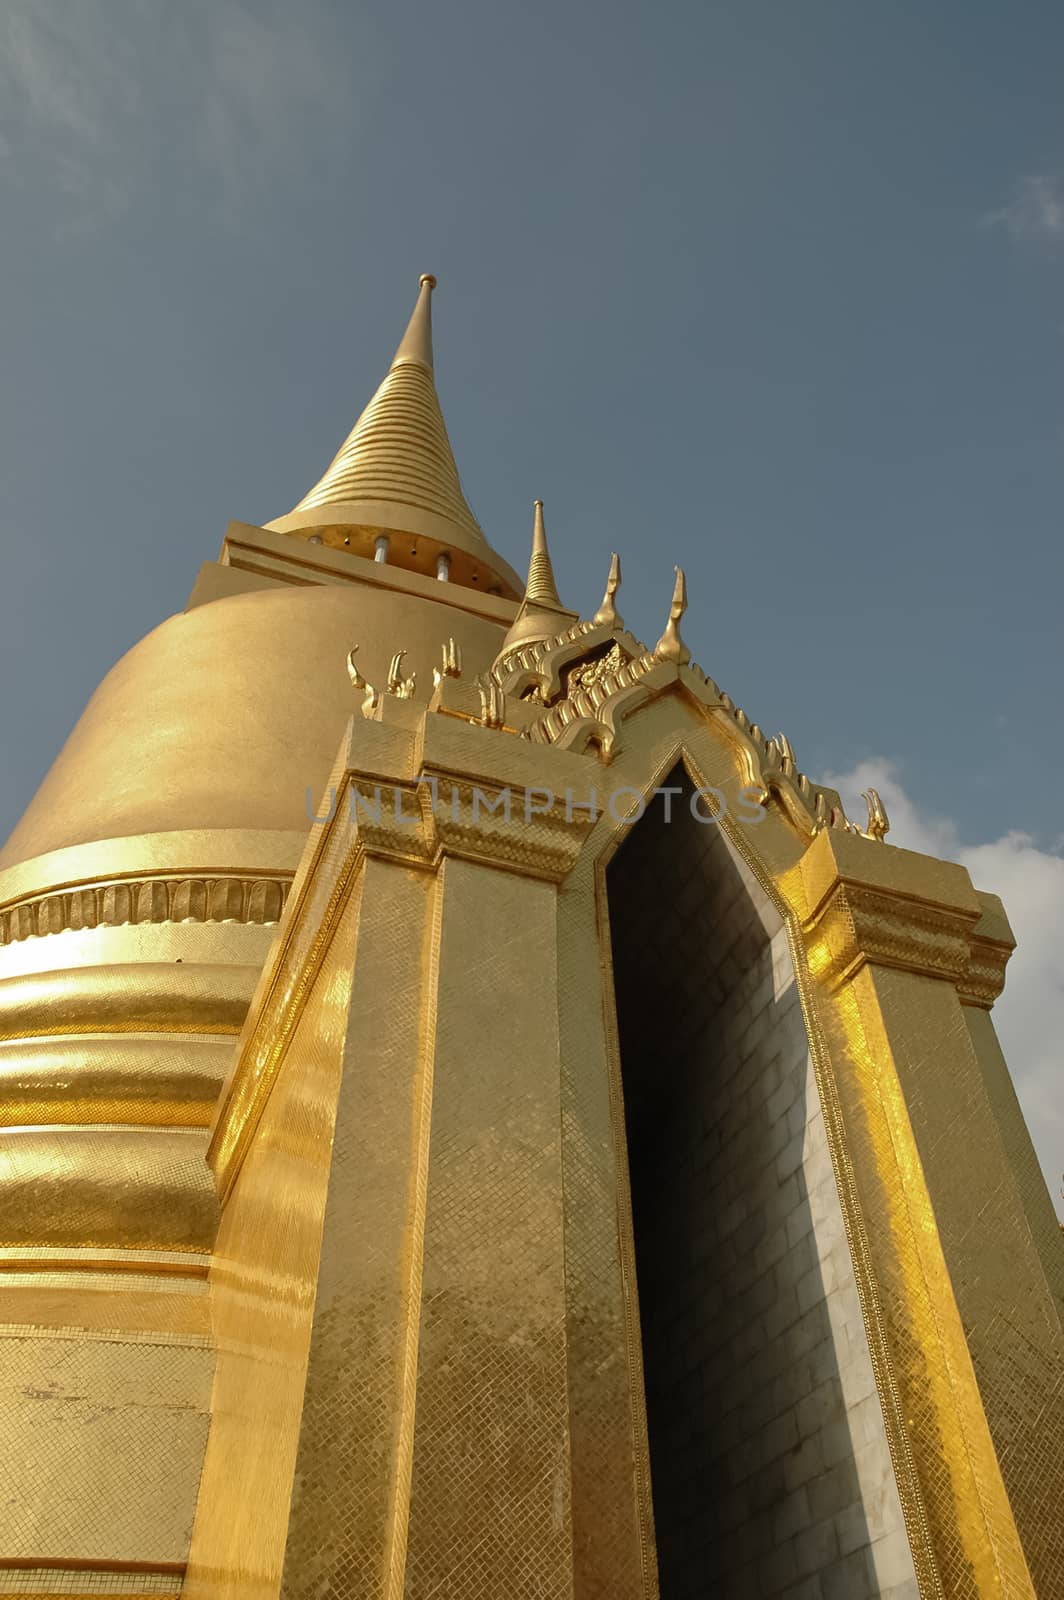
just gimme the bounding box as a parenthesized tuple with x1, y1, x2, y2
(277, 856, 440, 1600)
(867, 966, 1064, 1598)
(195, 714, 595, 1600)
(958, 894, 1064, 1325)
(555, 867, 655, 1600)
(794, 828, 1057, 1599)
(826, 968, 1036, 1599)
(400, 855, 575, 1600)
(958, 970, 1064, 1322)
(183, 835, 365, 1600)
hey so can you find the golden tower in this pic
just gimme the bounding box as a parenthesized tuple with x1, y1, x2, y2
(1, 277, 1061, 1600)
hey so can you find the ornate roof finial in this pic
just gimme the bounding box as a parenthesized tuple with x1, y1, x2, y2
(593, 552, 623, 629)
(654, 567, 691, 665)
(392, 273, 437, 370)
(526, 501, 563, 607)
(861, 787, 890, 843)
(386, 650, 417, 700)
(346, 645, 380, 718)
(432, 637, 463, 688)
(494, 499, 580, 659)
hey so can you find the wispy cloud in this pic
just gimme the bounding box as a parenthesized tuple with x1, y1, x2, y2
(825, 758, 1064, 1221)
(0, 1, 143, 223)
(0, 0, 350, 229)
(983, 174, 1064, 244)
(193, 4, 351, 210)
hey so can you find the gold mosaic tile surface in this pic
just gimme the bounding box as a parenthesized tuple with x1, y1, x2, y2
(183, 838, 363, 1600)
(873, 967, 1064, 1597)
(0, 1569, 181, 1598)
(556, 867, 656, 1600)
(277, 860, 438, 1600)
(400, 859, 574, 1599)
(0, 1328, 212, 1564)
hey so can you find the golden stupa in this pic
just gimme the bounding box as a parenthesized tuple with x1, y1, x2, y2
(0, 277, 1061, 1600)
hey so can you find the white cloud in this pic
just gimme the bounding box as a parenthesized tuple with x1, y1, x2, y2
(983, 174, 1064, 244)
(825, 759, 1064, 1222)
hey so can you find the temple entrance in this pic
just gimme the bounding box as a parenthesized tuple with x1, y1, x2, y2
(606, 766, 891, 1600)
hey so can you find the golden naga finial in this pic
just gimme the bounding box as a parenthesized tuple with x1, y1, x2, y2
(654, 566, 691, 665)
(432, 637, 462, 688)
(347, 646, 380, 719)
(474, 675, 506, 729)
(771, 732, 796, 776)
(386, 650, 417, 700)
(593, 552, 623, 629)
(860, 787, 890, 843)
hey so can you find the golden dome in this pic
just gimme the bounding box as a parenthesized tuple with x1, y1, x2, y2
(0, 579, 508, 871)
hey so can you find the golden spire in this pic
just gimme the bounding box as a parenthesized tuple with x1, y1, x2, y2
(266, 275, 522, 598)
(496, 500, 579, 657)
(392, 272, 436, 369)
(526, 501, 563, 606)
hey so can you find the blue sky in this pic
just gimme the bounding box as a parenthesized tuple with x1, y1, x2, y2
(1, 0, 1061, 1200)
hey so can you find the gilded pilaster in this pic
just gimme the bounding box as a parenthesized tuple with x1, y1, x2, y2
(790, 826, 1062, 1598)
(401, 854, 575, 1599)
(555, 868, 657, 1600)
(184, 807, 366, 1600)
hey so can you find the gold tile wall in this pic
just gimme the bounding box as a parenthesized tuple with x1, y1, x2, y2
(276, 859, 439, 1600)
(400, 858, 574, 1599)
(0, 1324, 212, 1564)
(873, 967, 1064, 1596)
(183, 842, 363, 1600)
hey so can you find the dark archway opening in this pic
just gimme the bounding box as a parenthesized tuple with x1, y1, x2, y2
(606, 765, 875, 1599)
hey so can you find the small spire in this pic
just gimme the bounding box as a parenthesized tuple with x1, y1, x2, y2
(526, 501, 563, 606)
(654, 567, 691, 665)
(593, 552, 623, 628)
(495, 498, 579, 659)
(392, 273, 436, 370)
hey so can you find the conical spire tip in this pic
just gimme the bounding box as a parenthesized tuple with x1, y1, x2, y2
(525, 499, 562, 607)
(392, 273, 436, 369)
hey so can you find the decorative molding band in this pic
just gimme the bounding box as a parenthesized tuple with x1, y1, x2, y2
(0, 1246, 211, 1278)
(804, 881, 977, 990)
(801, 873, 1014, 1005)
(0, 1559, 184, 1599)
(0, 962, 259, 1041)
(0, 873, 292, 946)
(958, 927, 1015, 1008)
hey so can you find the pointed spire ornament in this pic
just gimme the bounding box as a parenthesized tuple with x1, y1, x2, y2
(391, 273, 436, 368)
(654, 567, 691, 665)
(495, 499, 580, 659)
(526, 501, 563, 606)
(593, 552, 623, 629)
